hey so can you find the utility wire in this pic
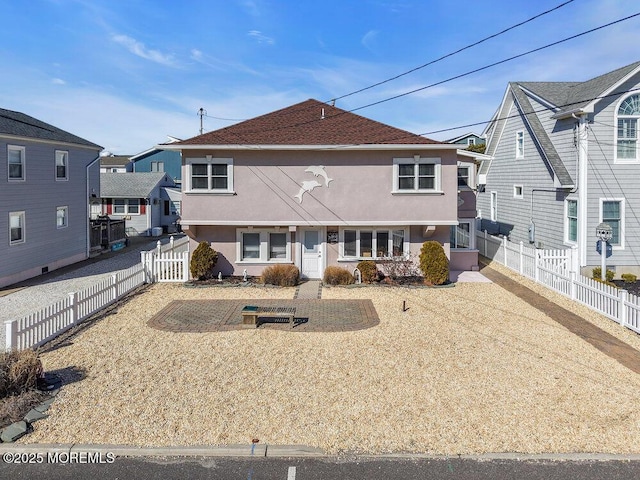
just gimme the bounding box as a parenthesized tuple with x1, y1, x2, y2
(331, 0, 576, 103)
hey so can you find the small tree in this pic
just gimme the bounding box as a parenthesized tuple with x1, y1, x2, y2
(190, 241, 218, 280)
(419, 241, 449, 285)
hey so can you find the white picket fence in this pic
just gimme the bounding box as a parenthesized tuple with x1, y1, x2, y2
(477, 230, 640, 335)
(4, 236, 190, 351)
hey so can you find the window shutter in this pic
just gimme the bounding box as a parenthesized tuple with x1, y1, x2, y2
(106, 198, 112, 215)
(140, 199, 146, 215)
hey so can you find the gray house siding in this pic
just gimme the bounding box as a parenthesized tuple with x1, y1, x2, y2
(1, 140, 101, 287)
(478, 99, 569, 249)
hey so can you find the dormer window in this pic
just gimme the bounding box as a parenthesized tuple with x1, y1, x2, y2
(616, 94, 640, 162)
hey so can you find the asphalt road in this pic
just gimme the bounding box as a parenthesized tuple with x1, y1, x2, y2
(2, 456, 640, 480)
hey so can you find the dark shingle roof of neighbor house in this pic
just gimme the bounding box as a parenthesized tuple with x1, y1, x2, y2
(100, 172, 173, 198)
(517, 60, 640, 113)
(176, 99, 441, 146)
(100, 155, 131, 167)
(0, 107, 102, 149)
(510, 83, 574, 187)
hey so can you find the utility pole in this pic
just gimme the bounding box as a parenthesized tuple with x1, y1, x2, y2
(198, 108, 206, 135)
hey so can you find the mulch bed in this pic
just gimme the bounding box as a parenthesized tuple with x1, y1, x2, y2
(612, 280, 640, 297)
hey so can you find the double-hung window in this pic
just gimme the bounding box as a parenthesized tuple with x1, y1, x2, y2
(9, 211, 25, 244)
(8, 145, 25, 181)
(393, 157, 441, 193)
(150, 161, 164, 172)
(238, 229, 291, 262)
(601, 199, 624, 247)
(616, 94, 640, 162)
(187, 157, 234, 193)
(457, 166, 471, 188)
(56, 206, 68, 229)
(113, 199, 140, 215)
(516, 131, 524, 159)
(341, 228, 406, 259)
(55, 151, 68, 180)
(490, 191, 498, 222)
(565, 199, 577, 244)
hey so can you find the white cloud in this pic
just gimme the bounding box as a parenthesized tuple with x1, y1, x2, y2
(361, 30, 379, 51)
(111, 34, 178, 67)
(239, 0, 261, 17)
(248, 30, 275, 45)
(51, 78, 66, 85)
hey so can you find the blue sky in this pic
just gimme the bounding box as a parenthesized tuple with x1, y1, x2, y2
(1, 0, 639, 154)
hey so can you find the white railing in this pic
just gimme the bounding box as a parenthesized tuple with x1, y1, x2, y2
(476, 230, 640, 335)
(4, 235, 191, 351)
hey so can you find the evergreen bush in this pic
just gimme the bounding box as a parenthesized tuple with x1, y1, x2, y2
(592, 267, 614, 282)
(356, 260, 379, 283)
(190, 241, 218, 280)
(419, 241, 449, 285)
(622, 273, 637, 283)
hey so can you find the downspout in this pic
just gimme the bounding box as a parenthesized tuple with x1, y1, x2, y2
(573, 113, 589, 268)
(86, 154, 101, 258)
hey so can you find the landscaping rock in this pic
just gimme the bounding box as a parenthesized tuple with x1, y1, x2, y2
(1, 421, 29, 443)
(24, 408, 49, 423)
(34, 397, 56, 413)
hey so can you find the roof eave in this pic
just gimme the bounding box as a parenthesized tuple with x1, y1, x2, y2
(551, 108, 588, 120)
(158, 143, 456, 151)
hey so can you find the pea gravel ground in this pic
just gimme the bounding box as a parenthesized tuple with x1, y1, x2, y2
(21, 265, 640, 455)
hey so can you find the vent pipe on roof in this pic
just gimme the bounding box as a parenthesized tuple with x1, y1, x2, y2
(321, 108, 325, 120)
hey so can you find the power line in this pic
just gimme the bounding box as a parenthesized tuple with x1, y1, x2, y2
(331, 0, 576, 103)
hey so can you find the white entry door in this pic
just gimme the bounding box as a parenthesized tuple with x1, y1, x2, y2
(301, 229, 322, 279)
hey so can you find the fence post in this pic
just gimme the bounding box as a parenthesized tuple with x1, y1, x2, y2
(502, 236, 508, 267)
(5, 320, 17, 351)
(570, 246, 579, 274)
(519, 241, 524, 274)
(156, 240, 162, 255)
(170, 235, 174, 251)
(570, 271, 577, 301)
(182, 251, 189, 281)
(534, 250, 540, 283)
(619, 289, 628, 327)
(69, 292, 78, 325)
(111, 274, 118, 301)
(482, 230, 487, 257)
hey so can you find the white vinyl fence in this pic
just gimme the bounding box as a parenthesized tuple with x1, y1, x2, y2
(477, 230, 640, 335)
(4, 235, 190, 351)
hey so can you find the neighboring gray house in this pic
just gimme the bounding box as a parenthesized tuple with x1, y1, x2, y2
(100, 172, 180, 236)
(0, 107, 102, 288)
(446, 132, 485, 148)
(100, 154, 131, 173)
(129, 136, 182, 184)
(161, 99, 480, 279)
(477, 61, 640, 276)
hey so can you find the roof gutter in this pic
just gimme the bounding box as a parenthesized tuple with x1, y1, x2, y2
(551, 108, 587, 120)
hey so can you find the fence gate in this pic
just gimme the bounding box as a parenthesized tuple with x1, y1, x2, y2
(538, 249, 571, 272)
(147, 250, 189, 282)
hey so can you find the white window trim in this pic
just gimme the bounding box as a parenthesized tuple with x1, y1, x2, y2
(513, 185, 523, 199)
(516, 131, 524, 159)
(9, 211, 25, 245)
(564, 198, 578, 246)
(450, 219, 476, 250)
(113, 198, 141, 215)
(457, 163, 473, 190)
(185, 157, 234, 194)
(8, 145, 26, 182)
(490, 191, 498, 222)
(599, 197, 625, 250)
(392, 157, 442, 194)
(467, 137, 475, 146)
(338, 227, 409, 261)
(56, 206, 69, 229)
(235, 228, 292, 264)
(614, 93, 640, 164)
(55, 150, 69, 181)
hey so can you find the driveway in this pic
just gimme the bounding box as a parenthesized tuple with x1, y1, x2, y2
(20, 274, 640, 455)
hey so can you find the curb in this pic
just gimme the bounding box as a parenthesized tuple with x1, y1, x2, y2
(0, 444, 639, 461)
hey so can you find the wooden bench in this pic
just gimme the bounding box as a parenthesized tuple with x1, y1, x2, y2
(242, 306, 296, 327)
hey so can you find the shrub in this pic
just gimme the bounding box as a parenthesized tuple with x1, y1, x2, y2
(0, 349, 42, 398)
(323, 266, 355, 285)
(622, 273, 637, 283)
(379, 253, 421, 280)
(356, 260, 379, 283)
(419, 241, 449, 285)
(592, 267, 614, 282)
(261, 264, 300, 287)
(190, 241, 218, 280)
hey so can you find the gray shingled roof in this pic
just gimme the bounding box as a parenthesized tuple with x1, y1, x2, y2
(100, 172, 172, 198)
(518, 61, 640, 113)
(0, 107, 102, 149)
(100, 155, 131, 167)
(510, 84, 574, 188)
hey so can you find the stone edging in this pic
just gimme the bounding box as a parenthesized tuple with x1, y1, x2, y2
(0, 374, 62, 443)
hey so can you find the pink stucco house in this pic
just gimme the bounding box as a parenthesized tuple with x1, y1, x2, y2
(161, 99, 479, 279)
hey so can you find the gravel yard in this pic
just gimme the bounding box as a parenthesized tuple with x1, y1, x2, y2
(22, 275, 640, 455)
